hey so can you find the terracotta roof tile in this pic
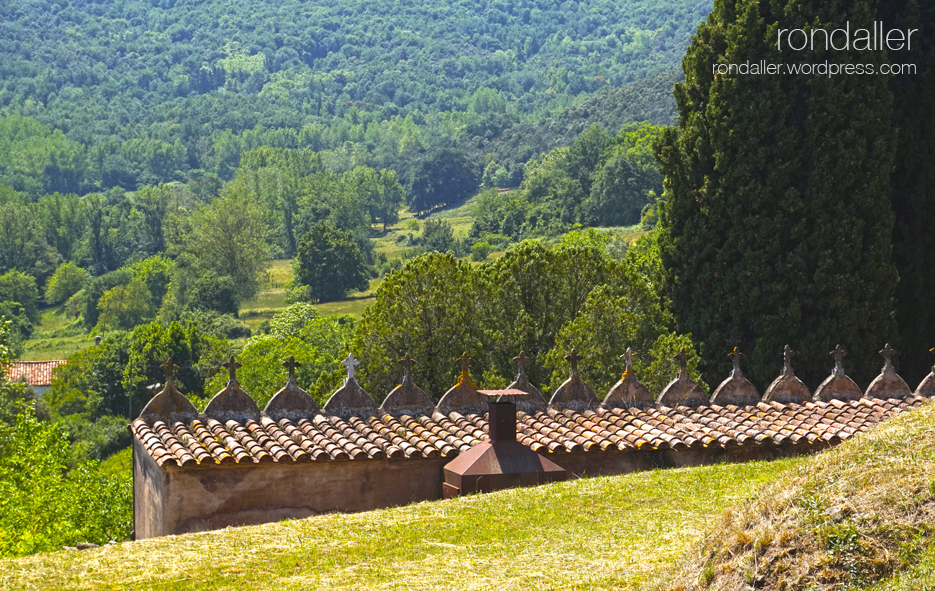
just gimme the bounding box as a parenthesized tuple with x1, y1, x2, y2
(9, 360, 66, 387)
(130, 395, 934, 469)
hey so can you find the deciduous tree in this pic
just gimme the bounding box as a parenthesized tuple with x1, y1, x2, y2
(178, 182, 271, 305)
(44, 262, 89, 305)
(292, 222, 369, 303)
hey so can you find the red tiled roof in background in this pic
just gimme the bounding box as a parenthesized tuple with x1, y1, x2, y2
(8, 360, 66, 387)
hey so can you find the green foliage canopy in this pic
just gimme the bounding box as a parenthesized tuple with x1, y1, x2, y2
(655, 0, 898, 390)
(355, 239, 700, 399)
(176, 182, 271, 304)
(44, 263, 89, 306)
(0, 270, 40, 325)
(205, 304, 354, 407)
(0, 410, 132, 558)
(292, 222, 370, 303)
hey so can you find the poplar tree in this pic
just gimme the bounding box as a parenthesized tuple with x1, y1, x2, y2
(656, 0, 898, 390)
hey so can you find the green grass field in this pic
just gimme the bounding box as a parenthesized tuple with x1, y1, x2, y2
(0, 457, 803, 591)
(20, 306, 94, 361)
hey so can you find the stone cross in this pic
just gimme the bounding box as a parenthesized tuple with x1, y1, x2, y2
(398, 353, 416, 382)
(831, 345, 846, 377)
(879, 343, 896, 373)
(222, 356, 241, 383)
(455, 351, 477, 389)
(565, 349, 583, 376)
(513, 351, 529, 377)
(675, 348, 689, 379)
(782, 345, 795, 376)
(620, 347, 636, 377)
(160, 357, 179, 386)
(342, 353, 360, 381)
(283, 355, 301, 383)
(729, 347, 744, 378)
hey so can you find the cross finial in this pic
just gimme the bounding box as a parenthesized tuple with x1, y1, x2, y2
(455, 352, 477, 389)
(222, 355, 242, 383)
(513, 351, 529, 377)
(782, 345, 795, 376)
(620, 347, 636, 378)
(398, 353, 416, 383)
(283, 355, 301, 383)
(675, 348, 689, 379)
(160, 357, 179, 386)
(830, 345, 846, 377)
(342, 353, 360, 382)
(565, 348, 583, 376)
(879, 343, 896, 373)
(728, 346, 744, 378)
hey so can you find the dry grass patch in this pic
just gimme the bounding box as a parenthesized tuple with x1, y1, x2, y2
(659, 400, 935, 591)
(0, 458, 800, 591)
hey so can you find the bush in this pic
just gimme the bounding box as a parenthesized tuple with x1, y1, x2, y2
(83, 268, 134, 330)
(94, 278, 154, 332)
(0, 271, 39, 324)
(0, 409, 132, 557)
(421, 218, 455, 253)
(44, 262, 89, 305)
(470, 241, 492, 261)
(188, 274, 239, 316)
(176, 310, 251, 340)
(0, 301, 32, 353)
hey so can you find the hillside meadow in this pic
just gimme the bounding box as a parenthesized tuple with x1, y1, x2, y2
(0, 457, 801, 591)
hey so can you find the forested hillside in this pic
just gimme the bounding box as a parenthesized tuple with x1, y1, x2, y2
(0, 0, 701, 196)
(0, 0, 712, 558)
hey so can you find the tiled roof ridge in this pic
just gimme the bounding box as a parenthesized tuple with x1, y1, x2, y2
(132, 346, 935, 463)
(8, 359, 67, 386)
(203, 379, 261, 423)
(130, 394, 932, 468)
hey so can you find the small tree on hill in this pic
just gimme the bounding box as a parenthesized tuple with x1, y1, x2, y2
(421, 219, 455, 253)
(293, 222, 370, 303)
(44, 262, 89, 305)
(405, 148, 478, 213)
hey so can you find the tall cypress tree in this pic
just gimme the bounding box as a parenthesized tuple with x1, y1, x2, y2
(656, 0, 898, 390)
(884, 0, 935, 387)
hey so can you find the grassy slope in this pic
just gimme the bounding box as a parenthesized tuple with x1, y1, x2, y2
(19, 306, 93, 361)
(238, 198, 481, 328)
(0, 458, 800, 591)
(658, 400, 935, 591)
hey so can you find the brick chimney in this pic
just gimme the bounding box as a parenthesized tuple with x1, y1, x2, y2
(442, 389, 566, 498)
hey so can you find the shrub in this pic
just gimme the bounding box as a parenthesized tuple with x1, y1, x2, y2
(0, 409, 132, 557)
(44, 262, 89, 305)
(0, 271, 39, 324)
(470, 241, 492, 261)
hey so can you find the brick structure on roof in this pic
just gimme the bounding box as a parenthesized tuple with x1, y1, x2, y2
(131, 345, 935, 540)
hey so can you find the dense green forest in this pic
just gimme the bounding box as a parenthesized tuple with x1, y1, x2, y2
(0, 0, 697, 197)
